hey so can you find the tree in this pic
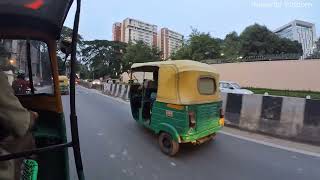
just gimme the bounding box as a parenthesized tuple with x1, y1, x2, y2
(81, 40, 126, 79)
(239, 23, 302, 57)
(79, 64, 90, 79)
(122, 41, 161, 72)
(222, 31, 241, 59)
(189, 29, 222, 60)
(170, 44, 191, 60)
(309, 38, 320, 58)
(317, 38, 320, 50)
(239, 24, 276, 56)
(171, 28, 222, 61)
(275, 38, 303, 54)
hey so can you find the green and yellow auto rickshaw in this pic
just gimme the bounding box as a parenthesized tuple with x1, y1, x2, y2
(0, 0, 85, 179)
(129, 60, 224, 156)
(59, 75, 70, 95)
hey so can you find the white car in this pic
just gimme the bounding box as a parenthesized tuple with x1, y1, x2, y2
(92, 79, 101, 85)
(219, 81, 253, 95)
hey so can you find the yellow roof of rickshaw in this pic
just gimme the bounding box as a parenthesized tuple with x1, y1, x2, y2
(59, 75, 68, 80)
(131, 60, 218, 74)
(131, 60, 221, 105)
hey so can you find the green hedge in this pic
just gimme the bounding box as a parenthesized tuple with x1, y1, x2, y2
(246, 87, 320, 100)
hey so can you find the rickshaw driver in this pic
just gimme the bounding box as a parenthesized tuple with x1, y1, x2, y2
(0, 70, 39, 180)
(149, 71, 158, 104)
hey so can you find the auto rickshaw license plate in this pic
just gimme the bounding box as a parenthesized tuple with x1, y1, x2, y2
(166, 110, 173, 117)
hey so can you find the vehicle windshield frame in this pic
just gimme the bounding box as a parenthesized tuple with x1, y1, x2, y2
(1, 38, 55, 97)
(231, 83, 241, 89)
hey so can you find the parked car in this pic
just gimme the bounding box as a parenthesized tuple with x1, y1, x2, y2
(219, 81, 253, 95)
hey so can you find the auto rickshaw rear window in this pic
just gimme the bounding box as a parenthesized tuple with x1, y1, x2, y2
(198, 77, 216, 95)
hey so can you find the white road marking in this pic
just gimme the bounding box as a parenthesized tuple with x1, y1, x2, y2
(109, 154, 116, 159)
(297, 168, 303, 173)
(97, 132, 104, 136)
(220, 131, 320, 158)
(121, 169, 127, 174)
(170, 162, 176, 166)
(122, 149, 128, 156)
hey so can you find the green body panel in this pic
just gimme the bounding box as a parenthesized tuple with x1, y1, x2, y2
(59, 85, 69, 94)
(132, 101, 223, 143)
(33, 112, 69, 180)
(155, 123, 180, 142)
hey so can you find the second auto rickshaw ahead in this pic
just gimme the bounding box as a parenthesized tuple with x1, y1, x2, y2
(129, 60, 225, 156)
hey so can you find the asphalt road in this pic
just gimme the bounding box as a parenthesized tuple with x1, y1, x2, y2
(62, 86, 320, 180)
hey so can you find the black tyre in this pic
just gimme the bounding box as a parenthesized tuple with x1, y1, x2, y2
(158, 132, 179, 156)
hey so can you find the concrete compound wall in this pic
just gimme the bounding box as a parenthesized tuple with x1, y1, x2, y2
(211, 59, 320, 91)
(222, 92, 320, 145)
(80, 81, 320, 145)
(103, 83, 130, 100)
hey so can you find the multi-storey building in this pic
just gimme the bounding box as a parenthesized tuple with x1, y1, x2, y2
(158, 28, 183, 59)
(112, 22, 122, 41)
(115, 18, 158, 47)
(274, 20, 317, 58)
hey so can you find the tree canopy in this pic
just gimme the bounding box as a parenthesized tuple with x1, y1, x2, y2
(239, 24, 302, 57)
(122, 41, 161, 72)
(172, 24, 303, 62)
(171, 29, 222, 61)
(222, 31, 241, 59)
(309, 38, 320, 58)
(81, 40, 126, 79)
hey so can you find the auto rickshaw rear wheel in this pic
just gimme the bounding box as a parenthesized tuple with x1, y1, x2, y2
(159, 132, 179, 156)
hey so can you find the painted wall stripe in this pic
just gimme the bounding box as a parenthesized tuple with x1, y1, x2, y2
(225, 93, 243, 125)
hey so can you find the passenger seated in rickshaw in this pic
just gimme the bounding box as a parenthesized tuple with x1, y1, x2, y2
(142, 71, 158, 120)
(0, 70, 38, 180)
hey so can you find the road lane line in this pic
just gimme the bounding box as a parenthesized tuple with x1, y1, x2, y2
(220, 131, 320, 158)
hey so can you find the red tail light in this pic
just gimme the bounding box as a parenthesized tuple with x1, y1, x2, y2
(188, 111, 196, 128)
(220, 108, 224, 119)
(219, 108, 225, 126)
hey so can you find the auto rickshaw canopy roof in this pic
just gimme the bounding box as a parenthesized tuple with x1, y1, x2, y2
(131, 60, 218, 74)
(131, 60, 221, 105)
(0, 0, 73, 40)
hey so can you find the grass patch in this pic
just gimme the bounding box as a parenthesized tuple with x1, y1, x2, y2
(245, 87, 320, 100)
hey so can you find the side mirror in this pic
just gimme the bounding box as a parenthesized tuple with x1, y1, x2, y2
(59, 37, 72, 56)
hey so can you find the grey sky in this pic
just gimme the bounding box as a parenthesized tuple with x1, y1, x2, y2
(64, 0, 320, 40)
